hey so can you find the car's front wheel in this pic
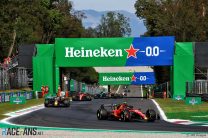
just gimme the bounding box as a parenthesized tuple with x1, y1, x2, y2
(44, 103, 49, 107)
(97, 109, 108, 120)
(63, 100, 70, 107)
(44, 100, 49, 107)
(146, 109, 156, 122)
(121, 110, 131, 122)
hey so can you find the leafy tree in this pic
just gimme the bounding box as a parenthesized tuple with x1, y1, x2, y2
(0, 0, 42, 59)
(96, 12, 131, 37)
(135, 0, 208, 41)
(0, 0, 97, 85)
(0, 0, 85, 60)
(63, 67, 98, 84)
(84, 11, 131, 37)
(84, 27, 98, 38)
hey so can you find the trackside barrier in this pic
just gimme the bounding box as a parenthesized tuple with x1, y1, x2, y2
(0, 91, 34, 103)
(153, 82, 171, 98)
(186, 80, 208, 101)
(0, 93, 2, 103)
(0, 66, 29, 90)
(69, 79, 107, 95)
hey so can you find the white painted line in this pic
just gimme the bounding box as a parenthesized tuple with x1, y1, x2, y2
(4, 105, 44, 117)
(116, 85, 121, 93)
(151, 99, 208, 127)
(141, 85, 143, 98)
(1, 104, 44, 125)
(151, 99, 167, 120)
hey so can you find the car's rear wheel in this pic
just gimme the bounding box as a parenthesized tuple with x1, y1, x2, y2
(85, 96, 91, 101)
(44, 100, 49, 107)
(63, 100, 70, 107)
(44, 103, 49, 107)
(72, 96, 78, 101)
(97, 109, 108, 120)
(121, 110, 131, 122)
(87, 96, 92, 101)
(146, 109, 156, 122)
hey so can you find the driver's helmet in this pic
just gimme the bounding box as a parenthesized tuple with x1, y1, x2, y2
(123, 102, 127, 105)
(113, 104, 118, 110)
(113, 104, 117, 107)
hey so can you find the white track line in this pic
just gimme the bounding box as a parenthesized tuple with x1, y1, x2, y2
(141, 85, 143, 98)
(116, 85, 121, 93)
(1, 104, 44, 125)
(151, 99, 167, 120)
(151, 99, 208, 127)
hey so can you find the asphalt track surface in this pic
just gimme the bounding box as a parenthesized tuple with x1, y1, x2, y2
(9, 98, 207, 132)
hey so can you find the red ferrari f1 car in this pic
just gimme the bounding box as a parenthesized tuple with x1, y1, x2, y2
(97, 103, 158, 122)
(72, 92, 92, 101)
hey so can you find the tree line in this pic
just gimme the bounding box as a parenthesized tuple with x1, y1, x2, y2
(0, 0, 131, 84)
(0, 0, 84, 59)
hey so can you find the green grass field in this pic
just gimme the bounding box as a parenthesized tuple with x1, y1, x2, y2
(0, 88, 32, 92)
(156, 99, 208, 121)
(0, 98, 44, 120)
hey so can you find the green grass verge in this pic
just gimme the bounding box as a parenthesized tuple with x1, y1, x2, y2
(156, 99, 208, 121)
(0, 87, 32, 92)
(0, 98, 44, 120)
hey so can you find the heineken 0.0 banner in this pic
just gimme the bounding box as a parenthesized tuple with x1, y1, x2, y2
(173, 95, 185, 100)
(55, 37, 174, 67)
(185, 97, 201, 105)
(99, 72, 155, 85)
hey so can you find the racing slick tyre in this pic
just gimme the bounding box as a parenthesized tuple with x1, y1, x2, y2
(44, 100, 49, 107)
(63, 100, 70, 107)
(94, 96, 98, 99)
(121, 110, 131, 122)
(44, 103, 49, 107)
(87, 97, 92, 101)
(72, 96, 78, 101)
(146, 109, 156, 122)
(84, 96, 92, 101)
(97, 109, 108, 120)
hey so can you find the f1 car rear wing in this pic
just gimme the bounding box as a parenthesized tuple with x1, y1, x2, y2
(100, 104, 134, 109)
(100, 104, 113, 107)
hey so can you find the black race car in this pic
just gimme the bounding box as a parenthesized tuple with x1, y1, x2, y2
(94, 92, 109, 99)
(110, 93, 123, 99)
(44, 95, 70, 107)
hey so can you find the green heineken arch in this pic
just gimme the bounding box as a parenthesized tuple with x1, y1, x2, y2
(33, 37, 194, 98)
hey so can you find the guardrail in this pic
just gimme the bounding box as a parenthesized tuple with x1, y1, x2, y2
(69, 79, 107, 95)
(186, 80, 208, 101)
(153, 82, 171, 98)
(0, 67, 29, 90)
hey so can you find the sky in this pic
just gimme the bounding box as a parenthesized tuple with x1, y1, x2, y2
(70, 0, 137, 13)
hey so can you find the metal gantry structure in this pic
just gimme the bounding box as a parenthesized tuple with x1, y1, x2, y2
(0, 59, 30, 90)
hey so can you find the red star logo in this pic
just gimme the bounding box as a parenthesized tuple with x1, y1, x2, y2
(131, 75, 137, 82)
(125, 44, 139, 58)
